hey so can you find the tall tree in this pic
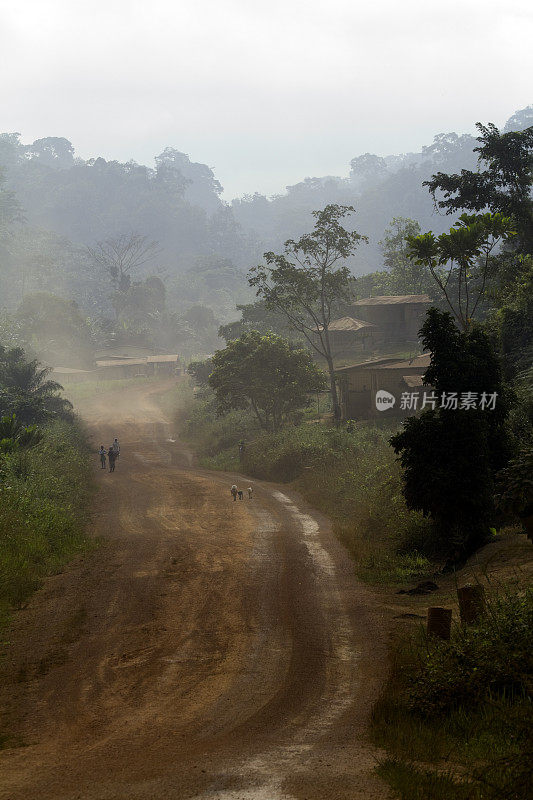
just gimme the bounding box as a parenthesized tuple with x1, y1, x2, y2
(407, 213, 516, 330)
(249, 204, 367, 423)
(87, 233, 161, 294)
(379, 217, 434, 295)
(424, 122, 533, 252)
(390, 308, 511, 558)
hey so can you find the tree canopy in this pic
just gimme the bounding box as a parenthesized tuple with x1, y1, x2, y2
(208, 331, 326, 431)
(249, 204, 366, 422)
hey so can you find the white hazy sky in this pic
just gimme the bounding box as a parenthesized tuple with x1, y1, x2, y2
(0, 0, 531, 199)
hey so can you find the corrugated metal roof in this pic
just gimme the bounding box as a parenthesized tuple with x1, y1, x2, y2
(374, 353, 431, 370)
(336, 354, 430, 374)
(52, 367, 93, 374)
(96, 359, 148, 367)
(324, 316, 376, 332)
(353, 294, 431, 306)
(335, 357, 400, 373)
(146, 354, 179, 363)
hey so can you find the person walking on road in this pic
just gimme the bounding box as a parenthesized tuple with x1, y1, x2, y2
(247, 486, 253, 499)
(231, 484, 238, 501)
(112, 438, 120, 459)
(237, 490, 243, 500)
(99, 445, 107, 469)
(108, 446, 117, 473)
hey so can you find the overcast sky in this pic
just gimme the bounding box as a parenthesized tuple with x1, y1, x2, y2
(1, 0, 531, 199)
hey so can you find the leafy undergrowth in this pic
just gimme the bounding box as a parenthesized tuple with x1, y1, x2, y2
(372, 589, 533, 799)
(0, 419, 94, 627)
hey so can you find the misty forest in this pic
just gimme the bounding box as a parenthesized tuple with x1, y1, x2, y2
(0, 39, 532, 800)
(1, 104, 530, 367)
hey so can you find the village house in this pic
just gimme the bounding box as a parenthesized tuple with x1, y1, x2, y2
(320, 316, 377, 356)
(52, 354, 182, 383)
(350, 294, 431, 343)
(336, 353, 431, 420)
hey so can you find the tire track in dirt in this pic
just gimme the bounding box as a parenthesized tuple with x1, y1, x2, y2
(0, 380, 389, 800)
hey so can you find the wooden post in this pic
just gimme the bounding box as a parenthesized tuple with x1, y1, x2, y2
(427, 607, 452, 640)
(457, 584, 485, 625)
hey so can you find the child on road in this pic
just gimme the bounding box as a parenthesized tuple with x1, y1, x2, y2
(108, 446, 117, 473)
(231, 484, 238, 501)
(99, 445, 107, 469)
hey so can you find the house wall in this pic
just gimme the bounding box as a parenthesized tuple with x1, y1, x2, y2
(339, 363, 427, 419)
(353, 303, 429, 342)
(330, 330, 375, 355)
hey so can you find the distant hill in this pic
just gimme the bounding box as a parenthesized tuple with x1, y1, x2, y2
(232, 105, 532, 274)
(1, 105, 530, 311)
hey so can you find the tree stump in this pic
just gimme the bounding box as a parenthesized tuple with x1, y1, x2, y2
(457, 584, 485, 624)
(427, 607, 452, 640)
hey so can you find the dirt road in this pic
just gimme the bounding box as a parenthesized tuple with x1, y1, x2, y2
(0, 380, 389, 800)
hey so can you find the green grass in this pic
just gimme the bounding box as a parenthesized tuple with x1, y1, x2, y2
(372, 590, 533, 799)
(0, 419, 94, 627)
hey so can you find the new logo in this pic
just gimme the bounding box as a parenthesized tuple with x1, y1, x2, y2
(375, 390, 396, 411)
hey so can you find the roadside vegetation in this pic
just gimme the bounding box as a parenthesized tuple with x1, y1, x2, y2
(0, 346, 93, 628)
(373, 588, 532, 799)
(177, 121, 533, 799)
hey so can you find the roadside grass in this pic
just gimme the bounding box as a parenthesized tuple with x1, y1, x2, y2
(372, 589, 533, 799)
(0, 419, 94, 628)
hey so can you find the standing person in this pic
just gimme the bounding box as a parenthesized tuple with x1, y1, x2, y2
(247, 486, 253, 499)
(99, 445, 107, 469)
(108, 446, 117, 473)
(112, 438, 120, 460)
(231, 484, 238, 501)
(238, 490, 243, 500)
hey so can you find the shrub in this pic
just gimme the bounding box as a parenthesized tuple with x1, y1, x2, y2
(408, 589, 532, 717)
(0, 419, 93, 622)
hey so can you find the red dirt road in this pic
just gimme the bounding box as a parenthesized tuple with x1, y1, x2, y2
(0, 381, 390, 799)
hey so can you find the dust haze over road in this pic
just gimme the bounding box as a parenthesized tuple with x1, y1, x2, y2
(0, 380, 389, 799)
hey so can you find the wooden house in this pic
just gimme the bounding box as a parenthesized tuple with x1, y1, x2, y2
(336, 353, 431, 419)
(321, 316, 377, 355)
(351, 295, 431, 343)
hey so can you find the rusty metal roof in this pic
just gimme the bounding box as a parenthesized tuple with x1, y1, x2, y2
(335, 354, 430, 374)
(353, 294, 431, 306)
(146, 354, 180, 363)
(324, 316, 376, 332)
(335, 357, 400, 373)
(96, 359, 148, 367)
(373, 354, 431, 370)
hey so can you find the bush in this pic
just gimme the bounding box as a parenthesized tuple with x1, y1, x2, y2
(372, 588, 533, 800)
(408, 589, 532, 717)
(0, 419, 93, 623)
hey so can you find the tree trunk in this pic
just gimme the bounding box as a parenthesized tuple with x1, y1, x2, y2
(325, 353, 341, 425)
(427, 607, 452, 640)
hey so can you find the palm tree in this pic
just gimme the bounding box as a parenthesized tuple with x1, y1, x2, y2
(0, 346, 73, 425)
